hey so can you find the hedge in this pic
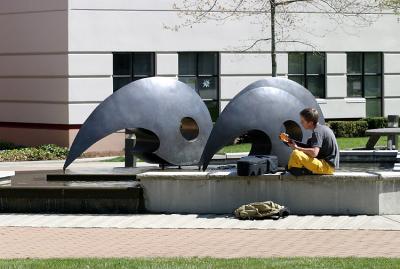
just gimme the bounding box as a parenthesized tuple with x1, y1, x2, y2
(0, 144, 68, 162)
(363, 117, 388, 129)
(0, 141, 23, 150)
(327, 120, 369, 138)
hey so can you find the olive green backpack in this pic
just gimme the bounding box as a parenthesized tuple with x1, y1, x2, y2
(234, 201, 290, 220)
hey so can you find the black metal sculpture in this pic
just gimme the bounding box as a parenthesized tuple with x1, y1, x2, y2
(200, 78, 325, 170)
(63, 77, 213, 170)
(237, 78, 325, 125)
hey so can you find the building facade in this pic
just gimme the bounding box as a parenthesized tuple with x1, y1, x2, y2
(0, 0, 399, 152)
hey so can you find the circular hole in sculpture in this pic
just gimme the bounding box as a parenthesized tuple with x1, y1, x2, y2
(281, 120, 303, 142)
(180, 117, 199, 141)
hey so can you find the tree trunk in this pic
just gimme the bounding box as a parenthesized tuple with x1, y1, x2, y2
(270, 0, 277, 77)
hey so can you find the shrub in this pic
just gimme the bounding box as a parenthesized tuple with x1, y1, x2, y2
(363, 117, 388, 129)
(327, 120, 368, 138)
(0, 144, 68, 162)
(0, 141, 23, 150)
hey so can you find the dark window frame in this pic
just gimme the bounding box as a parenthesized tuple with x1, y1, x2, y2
(178, 52, 220, 122)
(112, 52, 155, 92)
(288, 52, 326, 99)
(347, 52, 383, 97)
(346, 52, 383, 117)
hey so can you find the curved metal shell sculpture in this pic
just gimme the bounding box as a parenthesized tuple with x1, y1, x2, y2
(237, 77, 325, 125)
(63, 77, 213, 170)
(200, 78, 325, 170)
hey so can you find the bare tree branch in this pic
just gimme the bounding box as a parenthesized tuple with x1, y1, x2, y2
(167, 0, 383, 75)
(241, 38, 273, 51)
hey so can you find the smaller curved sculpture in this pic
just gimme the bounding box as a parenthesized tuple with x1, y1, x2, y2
(64, 77, 213, 170)
(237, 77, 325, 125)
(200, 78, 325, 170)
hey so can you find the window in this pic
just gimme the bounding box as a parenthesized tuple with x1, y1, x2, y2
(113, 52, 155, 91)
(347, 52, 382, 117)
(288, 52, 326, 98)
(178, 52, 219, 121)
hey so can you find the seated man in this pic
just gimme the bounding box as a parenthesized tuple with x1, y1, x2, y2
(286, 108, 339, 176)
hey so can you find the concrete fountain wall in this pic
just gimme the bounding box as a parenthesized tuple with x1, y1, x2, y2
(137, 170, 400, 215)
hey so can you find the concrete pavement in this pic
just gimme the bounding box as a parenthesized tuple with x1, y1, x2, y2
(0, 214, 400, 230)
(0, 227, 400, 258)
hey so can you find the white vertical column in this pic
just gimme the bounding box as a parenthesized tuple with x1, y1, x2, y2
(156, 53, 178, 77)
(383, 53, 400, 116)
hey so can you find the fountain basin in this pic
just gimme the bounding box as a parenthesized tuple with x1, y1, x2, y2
(138, 170, 400, 215)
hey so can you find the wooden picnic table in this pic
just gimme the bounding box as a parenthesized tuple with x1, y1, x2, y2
(365, 128, 400, 150)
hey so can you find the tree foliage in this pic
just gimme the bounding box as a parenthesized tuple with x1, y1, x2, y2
(381, 0, 400, 12)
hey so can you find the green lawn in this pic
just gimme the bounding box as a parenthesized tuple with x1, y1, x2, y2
(103, 156, 125, 162)
(218, 136, 388, 153)
(103, 137, 390, 162)
(336, 136, 387, 150)
(0, 258, 399, 269)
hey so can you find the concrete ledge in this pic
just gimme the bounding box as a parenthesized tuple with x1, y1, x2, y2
(213, 150, 399, 164)
(137, 170, 400, 215)
(0, 171, 15, 179)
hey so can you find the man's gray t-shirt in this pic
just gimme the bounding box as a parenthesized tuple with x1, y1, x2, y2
(306, 123, 340, 168)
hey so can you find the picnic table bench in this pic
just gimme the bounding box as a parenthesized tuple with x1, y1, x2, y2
(365, 128, 400, 150)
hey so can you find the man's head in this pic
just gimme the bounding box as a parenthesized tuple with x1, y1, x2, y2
(300, 108, 319, 130)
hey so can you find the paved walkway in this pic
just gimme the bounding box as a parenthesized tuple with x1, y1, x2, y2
(0, 227, 400, 258)
(0, 214, 400, 230)
(1, 159, 400, 258)
(0, 214, 398, 258)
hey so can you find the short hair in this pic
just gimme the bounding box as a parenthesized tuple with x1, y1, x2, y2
(300, 108, 319, 125)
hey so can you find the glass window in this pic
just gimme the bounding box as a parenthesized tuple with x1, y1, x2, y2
(347, 53, 363, 74)
(288, 52, 326, 98)
(364, 76, 382, 98)
(197, 77, 218, 99)
(288, 53, 304, 74)
(113, 53, 131, 76)
(179, 53, 197, 76)
(364, 53, 382, 74)
(346, 52, 382, 117)
(347, 76, 363, 97)
(133, 53, 154, 77)
(178, 52, 219, 121)
(179, 77, 197, 90)
(113, 77, 132, 91)
(306, 53, 325, 74)
(198, 53, 218, 76)
(307, 76, 325, 98)
(287, 75, 305, 87)
(113, 52, 155, 91)
(366, 99, 382, 117)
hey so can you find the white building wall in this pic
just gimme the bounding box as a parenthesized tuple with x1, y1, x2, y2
(384, 53, 400, 117)
(67, 53, 113, 124)
(65, 1, 400, 123)
(323, 53, 366, 118)
(156, 53, 179, 77)
(0, 0, 68, 124)
(1, 0, 400, 127)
